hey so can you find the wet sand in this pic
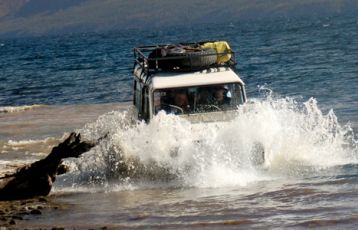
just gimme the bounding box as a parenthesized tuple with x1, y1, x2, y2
(0, 198, 51, 228)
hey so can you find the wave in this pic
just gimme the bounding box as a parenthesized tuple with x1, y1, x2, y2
(55, 95, 357, 190)
(6, 136, 61, 146)
(0, 104, 45, 113)
(0, 134, 67, 155)
(0, 159, 36, 177)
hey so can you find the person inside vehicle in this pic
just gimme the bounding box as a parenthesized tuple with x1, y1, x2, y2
(213, 85, 231, 106)
(197, 88, 210, 105)
(173, 89, 190, 112)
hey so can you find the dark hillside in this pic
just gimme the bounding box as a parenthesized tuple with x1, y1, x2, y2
(0, 0, 356, 37)
(14, 0, 89, 17)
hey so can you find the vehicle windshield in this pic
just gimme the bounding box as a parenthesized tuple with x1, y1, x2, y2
(153, 83, 245, 115)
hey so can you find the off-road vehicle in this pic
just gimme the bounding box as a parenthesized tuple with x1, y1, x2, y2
(132, 41, 246, 123)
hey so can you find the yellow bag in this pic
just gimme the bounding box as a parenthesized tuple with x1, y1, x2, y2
(200, 41, 232, 64)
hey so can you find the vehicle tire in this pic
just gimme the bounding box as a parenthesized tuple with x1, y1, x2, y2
(177, 48, 217, 68)
(150, 47, 217, 70)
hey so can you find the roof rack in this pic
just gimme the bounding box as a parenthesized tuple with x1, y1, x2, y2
(133, 41, 236, 76)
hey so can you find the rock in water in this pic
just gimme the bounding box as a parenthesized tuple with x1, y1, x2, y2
(0, 132, 95, 201)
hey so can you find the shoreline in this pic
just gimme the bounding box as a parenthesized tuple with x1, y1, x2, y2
(0, 197, 53, 228)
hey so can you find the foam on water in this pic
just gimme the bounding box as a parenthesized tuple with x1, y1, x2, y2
(57, 95, 357, 190)
(0, 135, 66, 155)
(0, 104, 45, 113)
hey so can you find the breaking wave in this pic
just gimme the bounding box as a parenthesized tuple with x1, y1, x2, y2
(0, 104, 45, 113)
(56, 95, 358, 190)
(0, 135, 67, 155)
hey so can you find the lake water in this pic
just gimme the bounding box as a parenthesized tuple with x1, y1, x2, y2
(0, 15, 357, 228)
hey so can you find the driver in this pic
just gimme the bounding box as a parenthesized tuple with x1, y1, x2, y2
(160, 89, 190, 114)
(173, 89, 191, 113)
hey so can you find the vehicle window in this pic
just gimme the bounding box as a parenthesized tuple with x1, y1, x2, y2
(153, 83, 245, 115)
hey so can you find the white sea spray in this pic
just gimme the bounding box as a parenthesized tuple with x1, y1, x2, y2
(58, 96, 357, 190)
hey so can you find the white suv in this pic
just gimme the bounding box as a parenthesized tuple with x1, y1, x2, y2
(132, 41, 247, 123)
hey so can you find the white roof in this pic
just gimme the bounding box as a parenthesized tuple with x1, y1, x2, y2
(151, 67, 244, 90)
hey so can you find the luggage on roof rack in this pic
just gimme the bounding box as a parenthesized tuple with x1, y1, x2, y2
(133, 41, 236, 74)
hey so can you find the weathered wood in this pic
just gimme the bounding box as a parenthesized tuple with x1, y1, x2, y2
(0, 132, 95, 201)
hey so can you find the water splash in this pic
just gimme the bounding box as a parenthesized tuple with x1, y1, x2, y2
(58, 95, 357, 190)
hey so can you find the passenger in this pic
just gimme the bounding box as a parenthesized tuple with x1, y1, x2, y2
(213, 85, 230, 105)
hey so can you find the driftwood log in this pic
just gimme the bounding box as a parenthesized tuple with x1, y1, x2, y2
(0, 132, 95, 201)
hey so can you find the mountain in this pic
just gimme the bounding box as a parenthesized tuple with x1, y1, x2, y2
(0, 0, 88, 19)
(0, 0, 28, 19)
(14, 0, 88, 17)
(0, 0, 357, 37)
